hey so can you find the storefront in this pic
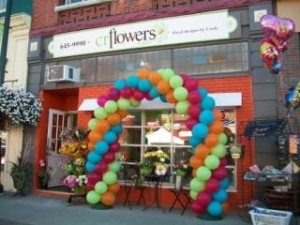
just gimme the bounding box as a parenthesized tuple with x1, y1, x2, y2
(31, 8, 257, 209)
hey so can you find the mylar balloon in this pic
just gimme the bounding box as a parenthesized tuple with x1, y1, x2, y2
(285, 81, 300, 114)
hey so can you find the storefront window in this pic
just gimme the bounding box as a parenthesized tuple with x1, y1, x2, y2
(119, 108, 237, 190)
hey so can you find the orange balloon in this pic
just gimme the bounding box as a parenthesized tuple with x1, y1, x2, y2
(108, 183, 121, 194)
(117, 109, 128, 118)
(192, 168, 197, 177)
(88, 130, 103, 143)
(204, 133, 218, 148)
(137, 68, 150, 79)
(88, 142, 95, 151)
(148, 71, 162, 85)
(209, 121, 224, 135)
(101, 191, 116, 206)
(189, 156, 204, 169)
(214, 109, 223, 121)
(96, 119, 110, 133)
(195, 144, 210, 160)
(166, 91, 177, 104)
(107, 113, 122, 126)
(157, 80, 171, 95)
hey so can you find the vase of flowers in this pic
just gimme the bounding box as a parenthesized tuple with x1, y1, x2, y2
(143, 148, 169, 176)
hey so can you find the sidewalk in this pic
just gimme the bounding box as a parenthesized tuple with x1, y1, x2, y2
(0, 192, 248, 225)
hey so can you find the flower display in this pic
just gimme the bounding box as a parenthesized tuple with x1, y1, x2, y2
(142, 148, 170, 176)
(59, 127, 88, 194)
(174, 160, 190, 177)
(0, 86, 42, 126)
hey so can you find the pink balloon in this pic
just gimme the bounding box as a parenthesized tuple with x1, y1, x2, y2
(205, 178, 220, 194)
(85, 182, 95, 191)
(87, 172, 101, 184)
(191, 202, 205, 214)
(120, 87, 133, 98)
(185, 118, 198, 130)
(95, 161, 108, 175)
(184, 78, 198, 91)
(133, 89, 145, 101)
(188, 104, 201, 119)
(103, 152, 115, 163)
(219, 158, 228, 167)
(196, 192, 212, 208)
(97, 95, 108, 107)
(188, 90, 201, 104)
(212, 166, 228, 180)
(107, 88, 120, 101)
(109, 142, 120, 153)
(144, 93, 153, 101)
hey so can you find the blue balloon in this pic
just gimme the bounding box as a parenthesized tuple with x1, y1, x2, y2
(104, 131, 117, 144)
(198, 87, 208, 98)
(95, 141, 109, 155)
(159, 95, 167, 103)
(87, 152, 102, 164)
(114, 79, 126, 90)
(213, 188, 228, 203)
(149, 86, 159, 99)
(199, 110, 215, 125)
(207, 201, 223, 216)
(138, 79, 152, 92)
(127, 75, 140, 88)
(189, 136, 201, 147)
(85, 161, 96, 172)
(110, 124, 123, 134)
(192, 123, 208, 139)
(201, 96, 216, 110)
(220, 178, 230, 189)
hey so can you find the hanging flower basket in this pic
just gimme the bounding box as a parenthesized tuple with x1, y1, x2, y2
(229, 145, 242, 159)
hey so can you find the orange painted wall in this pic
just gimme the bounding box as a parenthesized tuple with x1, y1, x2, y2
(34, 75, 254, 210)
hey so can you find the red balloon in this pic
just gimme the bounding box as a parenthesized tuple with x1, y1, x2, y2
(85, 182, 95, 191)
(120, 87, 133, 98)
(212, 166, 228, 180)
(191, 202, 205, 214)
(144, 93, 153, 101)
(109, 142, 120, 153)
(184, 78, 198, 91)
(185, 118, 198, 130)
(196, 192, 212, 208)
(220, 158, 228, 167)
(107, 88, 120, 101)
(133, 89, 145, 101)
(103, 152, 115, 163)
(95, 161, 108, 175)
(97, 95, 108, 107)
(87, 172, 101, 184)
(205, 178, 220, 194)
(188, 104, 201, 119)
(188, 90, 201, 104)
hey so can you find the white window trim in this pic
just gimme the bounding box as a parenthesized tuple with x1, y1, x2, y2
(55, 0, 112, 12)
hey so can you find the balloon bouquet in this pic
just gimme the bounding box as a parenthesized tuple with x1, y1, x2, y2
(260, 15, 295, 75)
(84, 68, 229, 219)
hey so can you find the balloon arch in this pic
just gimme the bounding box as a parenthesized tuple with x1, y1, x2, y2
(85, 68, 229, 218)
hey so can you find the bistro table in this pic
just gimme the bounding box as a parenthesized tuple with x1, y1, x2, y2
(169, 187, 191, 215)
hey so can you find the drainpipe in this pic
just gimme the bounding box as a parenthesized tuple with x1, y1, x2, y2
(0, 0, 13, 195)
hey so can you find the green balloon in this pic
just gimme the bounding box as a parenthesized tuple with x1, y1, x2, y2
(161, 68, 175, 81)
(94, 107, 108, 120)
(204, 155, 220, 170)
(103, 171, 117, 185)
(130, 98, 140, 108)
(211, 144, 227, 158)
(175, 101, 189, 114)
(189, 190, 198, 200)
(109, 161, 121, 173)
(218, 133, 228, 145)
(104, 100, 118, 113)
(196, 166, 212, 181)
(190, 178, 205, 192)
(95, 181, 108, 194)
(117, 98, 130, 110)
(174, 87, 188, 101)
(88, 118, 98, 131)
(86, 191, 100, 204)
(169, 75, 183, 89)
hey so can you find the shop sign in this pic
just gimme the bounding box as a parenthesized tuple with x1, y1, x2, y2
(243, 119, 286, 138)
(47, 9, 240, 58)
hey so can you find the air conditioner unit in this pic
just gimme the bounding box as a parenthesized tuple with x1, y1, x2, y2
(46, 65, 80, 82)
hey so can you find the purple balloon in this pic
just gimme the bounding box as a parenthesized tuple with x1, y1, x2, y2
(97, 95, 108, 107)
(196, 192, 212, 208)
(107, 88, 120, 101)
(206, 178, 220, 194)
(109, 142, 120, 153)
(212, 166, 228, 180)
(188, 104, 201, 119)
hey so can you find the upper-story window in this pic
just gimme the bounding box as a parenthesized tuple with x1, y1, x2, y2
(55, 0, 112, 12)
(0, 0, 7, 13)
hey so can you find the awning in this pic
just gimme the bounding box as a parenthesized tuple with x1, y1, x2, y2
(146, 127, 184, 145)
(78, 92, 242, 111)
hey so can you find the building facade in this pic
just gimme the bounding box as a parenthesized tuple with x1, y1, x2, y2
(27, 0, 300, 209)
